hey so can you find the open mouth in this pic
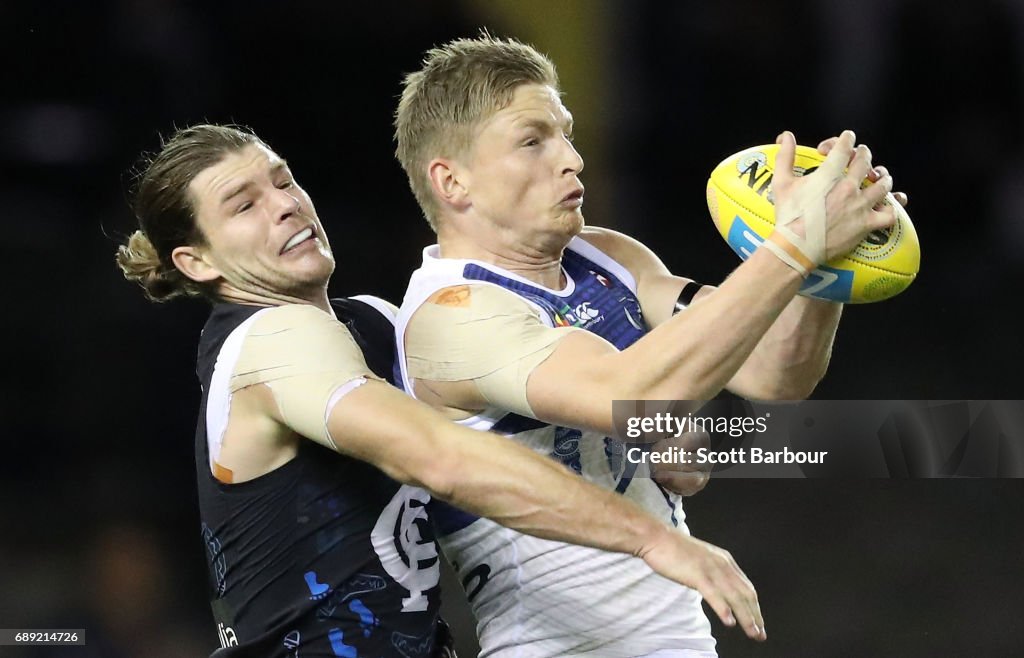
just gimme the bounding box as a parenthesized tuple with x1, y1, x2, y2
(281, 227, 314, 254)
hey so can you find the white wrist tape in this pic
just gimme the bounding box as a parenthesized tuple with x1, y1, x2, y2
(761, 232, 814, 278)
(772, 155, 845, 266)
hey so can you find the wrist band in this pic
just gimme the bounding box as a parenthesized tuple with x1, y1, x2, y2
(763, 231, 815, 278)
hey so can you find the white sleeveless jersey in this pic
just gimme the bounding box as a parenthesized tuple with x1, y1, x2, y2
(395, 239, 716, 657)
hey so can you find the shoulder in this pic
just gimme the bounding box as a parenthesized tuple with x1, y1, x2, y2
(241, 304, 362, 356)
(577, 226, 671, 279)
(416, 283, 544, 317)
(247, 303, 339, 334)
(234, 304, 371, 383)
(346, 294, 399, 323)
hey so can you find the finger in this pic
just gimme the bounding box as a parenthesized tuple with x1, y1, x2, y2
(846, 144, 874, 183)
(740, 597, 765, 641)
(869, 205, 898, 231)
(701, 587, 737, 630)
(817, 135, 839, 155)
(867, 163, 889, 183)
(868, 195, 899, 232)
(817, 129, 856, 178)
(743, 582, 766, 640)
(722, 560, 764, 638)
(893, 191, 909, 207)
(747, 598, 767, 641)
(721, 579, 763, 640)
(653, 471, 709, 496)
(863, 172, 893, 208)
(678, 430, 711, 452)
(773, 131, 797, 185)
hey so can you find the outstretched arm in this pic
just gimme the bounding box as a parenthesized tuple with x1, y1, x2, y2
(582, 227, 844, 400)
(230, 304, 765, 640)
(535, 132, 894, 431)
(326, 378, 767, 641)
(581, 132, 907, 400)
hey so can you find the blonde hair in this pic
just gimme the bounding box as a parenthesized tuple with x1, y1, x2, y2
(116, 229, 197, 302)
(394, 32, 559, 231)
(116, 124, 265, 302)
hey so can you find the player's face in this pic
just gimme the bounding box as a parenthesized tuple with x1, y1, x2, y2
(188, 144, 334, 300)
(463, 84, 585, 244)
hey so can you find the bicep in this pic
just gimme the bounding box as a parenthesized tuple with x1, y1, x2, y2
(524, 329, 625, 434)
(579, 226, 704, 328)
(325, 379, 449, 487)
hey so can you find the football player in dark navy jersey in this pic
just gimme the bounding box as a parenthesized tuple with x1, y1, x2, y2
(117, 124, 765, 657)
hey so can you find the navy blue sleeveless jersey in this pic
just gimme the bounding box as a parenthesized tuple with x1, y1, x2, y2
(194, 298, 441, 658)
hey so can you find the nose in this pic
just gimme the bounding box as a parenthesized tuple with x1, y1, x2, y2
(274, 187, 302, 222)
(560, 136, 584, 176)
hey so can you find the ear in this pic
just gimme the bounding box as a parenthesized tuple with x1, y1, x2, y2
(171, 245, 222, 284)
(427, 157, 470, 212)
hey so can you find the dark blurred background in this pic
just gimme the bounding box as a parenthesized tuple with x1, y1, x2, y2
(2, 1, 1023, 656)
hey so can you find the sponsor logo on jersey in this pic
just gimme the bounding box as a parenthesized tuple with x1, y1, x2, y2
(554, 302, 601, 327)
(591, 270, 612, 288)
(217, 623, 238, 648)
(575, 302, 600, 321)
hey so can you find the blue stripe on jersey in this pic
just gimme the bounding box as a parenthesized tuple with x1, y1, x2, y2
(462, 247, 646, 350)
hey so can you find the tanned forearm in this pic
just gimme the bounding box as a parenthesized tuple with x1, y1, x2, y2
(327, 379, 767, 640)
(611, 247, 804, 403)
(727, 295, 842, 400)
(328, 380, 671, 556)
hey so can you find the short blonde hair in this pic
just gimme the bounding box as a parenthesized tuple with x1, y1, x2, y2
(394, 32, 559, 231)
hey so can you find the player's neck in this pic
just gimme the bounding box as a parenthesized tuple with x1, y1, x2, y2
(217, 283, 332, 313)
(438, 227, 567, 289)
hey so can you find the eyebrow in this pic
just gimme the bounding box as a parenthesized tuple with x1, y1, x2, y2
(219, 160, 290, 205)
(515, 116, 574, 135)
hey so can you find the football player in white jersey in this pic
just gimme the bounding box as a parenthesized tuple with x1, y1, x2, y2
(393, 34, 907, 657)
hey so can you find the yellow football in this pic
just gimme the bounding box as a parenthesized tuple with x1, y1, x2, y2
(705, 144, 920, 303)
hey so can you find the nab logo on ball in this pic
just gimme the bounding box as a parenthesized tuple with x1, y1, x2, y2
(706, 143, 920, 304)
